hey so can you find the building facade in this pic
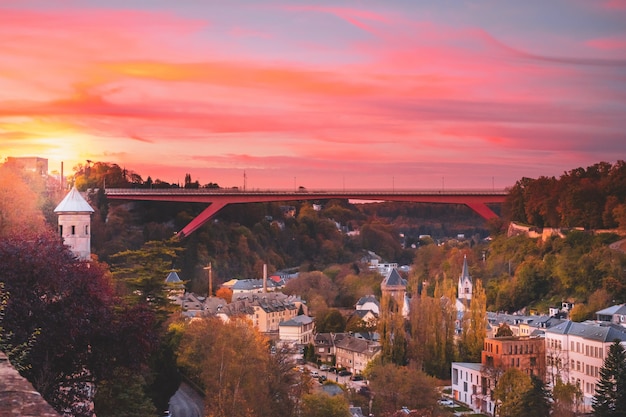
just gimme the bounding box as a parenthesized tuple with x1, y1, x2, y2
(334, 335, 381, 375)
(545, 320, 626, 413)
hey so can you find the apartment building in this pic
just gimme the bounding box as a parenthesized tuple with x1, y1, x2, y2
(545, 320, 626, 413)
(453, 335, 544, 415)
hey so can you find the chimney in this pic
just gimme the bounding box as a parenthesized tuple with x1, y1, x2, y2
(204, 263, 212, 298)
(263, 264, 267, 293)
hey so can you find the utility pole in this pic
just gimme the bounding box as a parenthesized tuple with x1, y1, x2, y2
(203, 263, 212, 298)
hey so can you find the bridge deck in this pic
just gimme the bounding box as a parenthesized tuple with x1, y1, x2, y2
(104, 188, 508, 237)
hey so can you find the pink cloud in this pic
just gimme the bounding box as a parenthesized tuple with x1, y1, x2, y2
(585, 36, 626, 50)
(602, 0, 626, 9)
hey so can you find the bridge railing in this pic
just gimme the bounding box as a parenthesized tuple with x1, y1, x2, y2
(104, 188, 509, 196)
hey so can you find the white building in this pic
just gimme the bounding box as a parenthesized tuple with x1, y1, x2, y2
(279, 315, 315, 345)
(54, 187, 94, 261)
(355, 295, 380, 315)
(451, 362, 495, 416)
(545, 320, 626, 413)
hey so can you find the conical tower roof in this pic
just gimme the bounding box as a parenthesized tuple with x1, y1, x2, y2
(165, 270, 183, 283)
(54, 187, 94, 213)
(382, 268, 406, 288)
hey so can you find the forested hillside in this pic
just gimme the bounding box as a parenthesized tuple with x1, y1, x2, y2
(505, 160, 626, 229)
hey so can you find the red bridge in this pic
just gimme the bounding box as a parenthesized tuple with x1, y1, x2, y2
(104, 188, 508, 237)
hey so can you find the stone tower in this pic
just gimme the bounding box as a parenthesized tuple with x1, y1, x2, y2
(458, 255, 473, 302)
(54, 187, 94, 261)
(381, 268, 408, 317)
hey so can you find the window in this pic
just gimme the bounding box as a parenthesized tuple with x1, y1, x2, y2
(71, 225, 76, 235)
(59, 225, 63, 237)
(85, 225, 89, 235)
(530, 357, 536, 367)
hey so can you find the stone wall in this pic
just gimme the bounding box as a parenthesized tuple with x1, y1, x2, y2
(0, 352, 60, 417)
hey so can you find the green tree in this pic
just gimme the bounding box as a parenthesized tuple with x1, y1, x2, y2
(93, 367, 157, 417)
(300, 393, 351, 417)
(521, 374, 551, 417)
(109, 238, 183, 324)
(593, 339, 626, 416)
(316, 309, 346, 333)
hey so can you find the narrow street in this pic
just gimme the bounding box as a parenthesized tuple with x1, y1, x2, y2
(167, 381, 204, 417)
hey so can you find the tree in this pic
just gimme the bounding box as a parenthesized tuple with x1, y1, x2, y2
(459, 279, 487, 362)
(109, 238, 183, 324)
(215, 286, 233, 303)
(0, 230, 159, 417)
(521, 374, 550, 417)
(552, 380, 582, 417)
(315, 309, 346, 333)
(408, 278, 457, 378)
(300, 393, 351, 417)
(495, 323, 514, 338)
(93, 367, 157, 417)
(593, 339, 626, 416)
(493, 368, 533, 417)
(366, 362, 438, 416)
(176, 316, 295, 417)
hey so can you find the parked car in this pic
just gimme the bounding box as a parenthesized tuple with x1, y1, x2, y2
(338, 370, 352, 377)
(320, 364, 330, 371)
(351, 374, 364, 381)
(311, 370, 319, 377)
(438, 398, 454, 407)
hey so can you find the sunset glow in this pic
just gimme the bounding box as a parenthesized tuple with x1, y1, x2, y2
(1, 0, 625, 189)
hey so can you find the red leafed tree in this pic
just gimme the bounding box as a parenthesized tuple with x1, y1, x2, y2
(0, 229, 158, 417)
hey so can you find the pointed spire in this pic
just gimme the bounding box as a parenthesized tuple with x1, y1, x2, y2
(460, 255, 472, 282)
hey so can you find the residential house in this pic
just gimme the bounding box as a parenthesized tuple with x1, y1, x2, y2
(356, 294, 380, 315)
(279, 315, 315, 345)
(335, 335, 381, 375)
(596, 304, 626, 327)
(349, 309, 378, 331)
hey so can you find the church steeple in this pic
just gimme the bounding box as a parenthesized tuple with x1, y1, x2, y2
(458, 255, 473, 301)
(54, 187, 94, 261)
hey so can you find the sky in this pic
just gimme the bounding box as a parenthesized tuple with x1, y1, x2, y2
(1, 0, 625, 190)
